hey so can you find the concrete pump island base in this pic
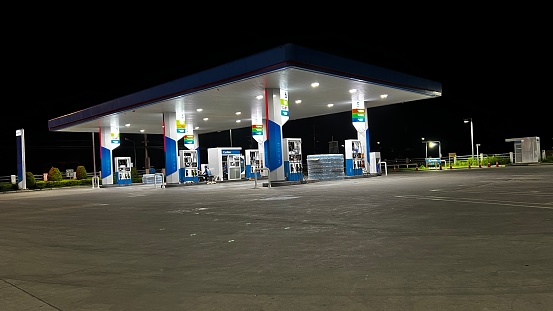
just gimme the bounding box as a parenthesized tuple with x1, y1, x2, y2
(1, 165, 552, 310)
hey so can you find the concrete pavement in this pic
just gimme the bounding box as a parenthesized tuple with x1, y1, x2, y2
(1, 165, 552, 310)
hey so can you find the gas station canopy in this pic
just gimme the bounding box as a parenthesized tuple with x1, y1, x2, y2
(47, 43, 442, 136)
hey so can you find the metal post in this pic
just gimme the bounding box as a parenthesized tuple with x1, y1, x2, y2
(470, 119, 474, 162)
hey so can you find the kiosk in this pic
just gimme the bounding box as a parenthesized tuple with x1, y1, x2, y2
(245, 149, 262, 179)
(114, 156, 132, 185)
(179, 149, 199, 183)
(207, 147, 243, 181)
(283, 138, 304, 181)
(344, 139, 365, 176)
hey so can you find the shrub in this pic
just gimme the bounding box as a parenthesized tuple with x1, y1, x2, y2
(76, 166, 88, 180)
(47, 167, 63, 181)
(26, 172, 36, 189)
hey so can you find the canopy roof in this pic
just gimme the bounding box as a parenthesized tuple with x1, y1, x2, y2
(48, 43, 442, 135)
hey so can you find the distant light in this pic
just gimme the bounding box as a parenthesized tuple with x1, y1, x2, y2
(349, 89, 357, 93)
(295, 100, 302, 104)
(256, 95, 263, 100)
(194, 126, 199, 130)
(235, 111, 241, 115)
(203, 118, 209, 121)
(327, 103, 334, 107)
(311, 82, 319, 87)
(236, 120, 241, 123)
(197, 108, 203, 112)
(140, 129, 145, 133)
(125, 124, 131, 127)
(380, 94, 388, 99)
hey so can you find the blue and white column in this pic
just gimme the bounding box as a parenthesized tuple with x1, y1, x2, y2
(163, 111, 186, 184)
(99, 126, 120, 185)
(264, 88, 288, 182)
(351, 92, 370, 172)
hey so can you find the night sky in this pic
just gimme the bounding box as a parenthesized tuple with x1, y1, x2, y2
(2, 19, 551, 177)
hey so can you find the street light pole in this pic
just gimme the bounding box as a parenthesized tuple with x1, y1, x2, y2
(124, 138, 137, 168)
(464, 118, 474, 161)
(422, 138, 428, 159)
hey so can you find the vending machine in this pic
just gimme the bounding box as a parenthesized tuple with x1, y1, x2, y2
(179, 149, 199, 183)
(283, 138, 304, 181)
(114, 156, 132, 185)
(207, 147, 243, 181)
(245, 149, 262, 179)
(344, 139, 365, 176)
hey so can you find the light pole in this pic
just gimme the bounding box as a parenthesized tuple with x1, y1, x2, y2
(422, 138, 428, 159)
(464, 118, 474, 162)
(125, 138, 137, 168)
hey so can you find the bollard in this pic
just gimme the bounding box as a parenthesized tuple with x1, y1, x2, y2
(487, 163, 491, 168)
(450, 163, 453, 169)
(496, 161, 499, 167)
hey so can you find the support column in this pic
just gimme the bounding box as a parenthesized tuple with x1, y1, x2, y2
(99, 126, 120, 185)
(264, 88, 288, 181)
(164, 112, 186, 184)
(251, 109, 266, 176)
(351, 93, 371, 172)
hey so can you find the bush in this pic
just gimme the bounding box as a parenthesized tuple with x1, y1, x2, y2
(26, 172, 36, 189)
(76, 166, 88, 180)
(47, 167, 63, 181)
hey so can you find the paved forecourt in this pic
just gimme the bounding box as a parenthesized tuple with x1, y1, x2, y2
(1, 165, 552, 310)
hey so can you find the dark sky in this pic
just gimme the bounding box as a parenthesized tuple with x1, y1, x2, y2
(2, 18, 551, 176)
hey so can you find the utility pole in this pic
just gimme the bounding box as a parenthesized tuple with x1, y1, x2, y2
(142, 134, 150, 171)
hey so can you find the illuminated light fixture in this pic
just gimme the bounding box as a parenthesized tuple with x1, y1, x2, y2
(349, 89, 357, 93)
(311, 82, 319, 87)
(380, 94, 388, 99)
(125, 123, 131, 127)
(236, 120, 241, 123)
(196, 108, 203, 112)
(256, 95, 263, 100)
(203, 118, 209, 121)
(140, 129, 145, 133)
(327, 104, 334, 107)
(235, 111, 241, 115)
(194, 126, 199, 130)
(295, 100, 302, 104)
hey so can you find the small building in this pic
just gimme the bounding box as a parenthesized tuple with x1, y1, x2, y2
(505, 136, 541, 163)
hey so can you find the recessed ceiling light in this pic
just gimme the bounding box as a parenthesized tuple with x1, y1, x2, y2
(295, 100, 302, 104)
(311, 82, 319, 87)
(197, 108, 203, 112)
(203, 118, 209, 121)
(236, 120, 241, 123)
(327, 104, 334, 107)
(380, 94, 388, 99)
(194, 126, 199, 130)
(235, 111, 241, 115)
(125, 124, 131, 127)
(349, 89, 357, 93)
(140, 129, 145, 133)
(256, 95, 263, 100)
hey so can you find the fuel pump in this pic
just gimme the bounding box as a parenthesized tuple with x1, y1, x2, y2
(179, 149, 199, 183)
(369, 151, 382, 175)
(114, 156, 132, 185)
(245, 149, 261, 179)
(344, 139, 365, 176)
(283, 138, 303, 181)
